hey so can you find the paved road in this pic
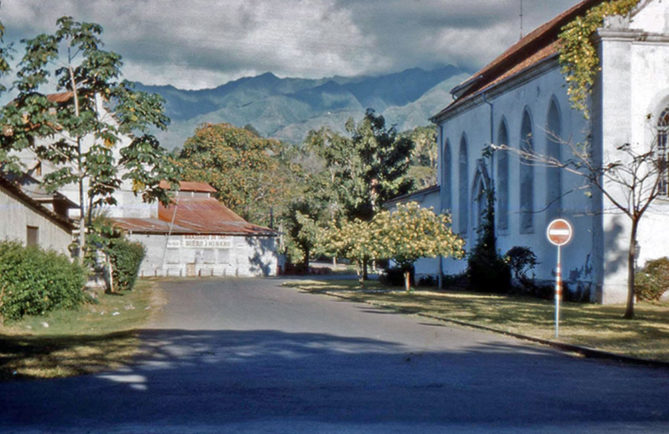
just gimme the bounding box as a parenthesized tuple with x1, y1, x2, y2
(1, 278, 668, 432)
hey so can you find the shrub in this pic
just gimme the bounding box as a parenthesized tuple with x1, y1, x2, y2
(468, 250, 511, 293)
(505, 246, 538, 287)
(107, 238, 146, 292)
(635, 257, 669, 301)
(0, 241, 87, 321)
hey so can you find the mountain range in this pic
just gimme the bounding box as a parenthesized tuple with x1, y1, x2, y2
(135, 65, 471, 149)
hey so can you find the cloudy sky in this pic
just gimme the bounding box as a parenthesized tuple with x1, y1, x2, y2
(1, 0, 581, 90)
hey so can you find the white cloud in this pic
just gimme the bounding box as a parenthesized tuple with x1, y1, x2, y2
(0, 0, 581, 89)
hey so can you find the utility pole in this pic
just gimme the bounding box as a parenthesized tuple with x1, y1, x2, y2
(520, 0, 524, 39)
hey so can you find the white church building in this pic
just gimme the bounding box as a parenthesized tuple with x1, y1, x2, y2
(406, 0, 669, 303)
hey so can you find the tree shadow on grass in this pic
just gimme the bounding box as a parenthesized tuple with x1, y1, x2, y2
(0, 331, 139, 381)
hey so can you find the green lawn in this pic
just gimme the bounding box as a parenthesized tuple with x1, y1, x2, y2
(284, 279, 669, 363)
(0, 280, 162, 380)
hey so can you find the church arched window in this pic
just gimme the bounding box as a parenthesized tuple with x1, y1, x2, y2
(443, 139, 452, 211)
(520, 109, 534, 233)
(459, 135, 469, 235)
(496, 120, 509, 231)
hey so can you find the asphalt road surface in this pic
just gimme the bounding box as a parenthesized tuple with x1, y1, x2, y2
(1, 278, 668, 433)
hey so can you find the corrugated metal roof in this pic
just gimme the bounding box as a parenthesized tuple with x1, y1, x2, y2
(159, 180, 217, 193)
(113, 196, 276, 236)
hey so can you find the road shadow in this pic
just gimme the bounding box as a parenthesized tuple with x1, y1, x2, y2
(1, 328, 668, 430)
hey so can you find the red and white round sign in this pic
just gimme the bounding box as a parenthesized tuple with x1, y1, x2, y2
(546, 218, 573, 247)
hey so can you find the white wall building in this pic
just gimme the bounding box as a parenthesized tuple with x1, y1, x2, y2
(403, 0, 669, 303)
(113, 182, 278, 278)
(0, 175, 74, 255)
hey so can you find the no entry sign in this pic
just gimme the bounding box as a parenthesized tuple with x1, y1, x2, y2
(546, 218, 573, 246)
(546, 218, 573, 338)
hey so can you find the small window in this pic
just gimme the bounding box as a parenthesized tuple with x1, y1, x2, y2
(26, 226, 39, 247)
(657, 108, 669, 195)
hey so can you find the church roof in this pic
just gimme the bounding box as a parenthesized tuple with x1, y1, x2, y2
(432, 0, 606, 120)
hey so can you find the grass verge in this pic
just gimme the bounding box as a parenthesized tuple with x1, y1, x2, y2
(284, 279, 669, 363)
(0, 279, 162, 381)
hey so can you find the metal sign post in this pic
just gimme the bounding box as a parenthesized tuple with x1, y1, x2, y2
(546, 218, 573, 338)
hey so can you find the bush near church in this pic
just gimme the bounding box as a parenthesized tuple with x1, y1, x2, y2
(0, 241, 87, 321)
(635, 257, 669, 301)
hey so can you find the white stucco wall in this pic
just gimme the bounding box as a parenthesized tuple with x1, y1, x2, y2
(594, 3, 669, 302)
(0, 186, 73, 256)
(436, 61, 597, 297)
(429, 0, 669, 303)
(128, 233, 278, 278)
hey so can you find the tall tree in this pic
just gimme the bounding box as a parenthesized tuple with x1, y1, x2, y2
(307, 109, 414, 222)
(179, 123, 295, 226)
(1, 17, 178, 260)
(405, 125, 438, 188)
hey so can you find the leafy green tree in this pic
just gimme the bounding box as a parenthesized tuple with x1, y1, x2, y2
(282, 197, 324, 270)
(1, 17, 178, 260)
(179, 123, 295, 225)
(405, 125, 438, 188)
(373, 202, 464, 292)
(307, 109, 414, 222)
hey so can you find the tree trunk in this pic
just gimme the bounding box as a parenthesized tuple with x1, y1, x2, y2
(624, 219, 639, 319)
(362, 258, 368, 282)
(303, 246, 310, 272)
(77, 175, 85, 262)
(404, 271, 411, 293)
(106, 253, 114, 293)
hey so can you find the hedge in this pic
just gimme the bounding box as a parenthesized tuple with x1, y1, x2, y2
(0, 241, 87, 321)
(107, 238, 145, 292)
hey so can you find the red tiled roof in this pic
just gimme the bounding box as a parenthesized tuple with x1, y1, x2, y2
(46, 92, 74, 103)
(113, 196, 275, 236)
(433, 0, 605, 119)
(159, 180, 217, 193)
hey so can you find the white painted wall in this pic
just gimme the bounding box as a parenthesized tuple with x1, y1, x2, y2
(129, 233, 278, 278)
(0, 186, 72, 255)
(428, 0, 669, 303)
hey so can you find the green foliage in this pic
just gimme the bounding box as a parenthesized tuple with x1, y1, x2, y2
(0, 241, 87, 321)
(319, 218, 380, 278)
(505, 246, 538, 285)
(635, 257, 669, 301)
(373, 202, 464, 271)
(1, 16, 179, 259)
(404, 125, 437, 188)
(467, 190, 510, 292)
(321, 202, 464, 289)
(282, 197, 325, 268)
(307, 109, 414, 222)
(179, 123, 295, 225)
(558, 0, 641, 117)
(107, 238, 145, 292)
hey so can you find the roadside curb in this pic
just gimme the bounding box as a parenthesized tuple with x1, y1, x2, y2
(320, 290, 669, 370)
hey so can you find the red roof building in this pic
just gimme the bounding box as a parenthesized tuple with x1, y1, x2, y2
(112, 181, 278, 278)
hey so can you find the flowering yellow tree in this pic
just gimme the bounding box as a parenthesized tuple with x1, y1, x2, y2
(319, 218, 382, 284)
(373, 202, 465, 292)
